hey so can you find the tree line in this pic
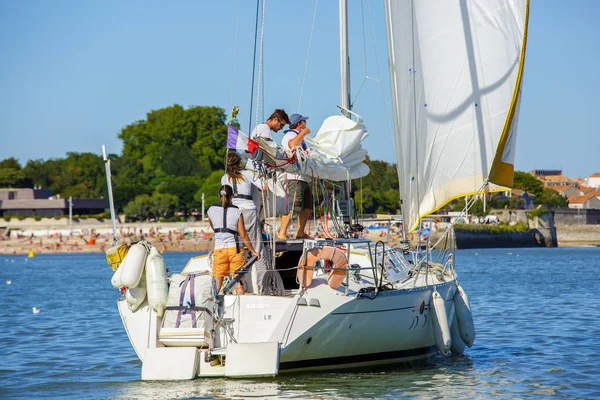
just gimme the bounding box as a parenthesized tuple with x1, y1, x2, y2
(0, 104, 566, 221)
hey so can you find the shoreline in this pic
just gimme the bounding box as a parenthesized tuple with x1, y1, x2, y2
(2, 219, 600, 256)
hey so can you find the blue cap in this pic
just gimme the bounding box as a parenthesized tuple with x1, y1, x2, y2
(289, 113, 309, 125)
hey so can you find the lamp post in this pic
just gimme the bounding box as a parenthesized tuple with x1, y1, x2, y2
(69, 197, 73, 234)
(201, 193, 205, 222)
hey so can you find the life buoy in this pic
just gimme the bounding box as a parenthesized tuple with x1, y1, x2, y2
(297, 246, 348, 288)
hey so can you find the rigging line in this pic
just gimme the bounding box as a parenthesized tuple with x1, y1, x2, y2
(248, 0, 261, 134)
(365, 0, 396, 162)
(255, 0, 266, 128)
(428, 179, 489, 252)
(297, 0, 319, 112)
(261, 54, 265, 122)
(409, 0, 421, 230)
(350, 0, 369, 108)
(230, 0, 242, 111)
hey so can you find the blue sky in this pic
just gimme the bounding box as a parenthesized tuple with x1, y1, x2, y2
(1, 1, 599, 178)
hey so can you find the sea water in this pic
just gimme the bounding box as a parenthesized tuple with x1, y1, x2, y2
(1, 248, 599, 399)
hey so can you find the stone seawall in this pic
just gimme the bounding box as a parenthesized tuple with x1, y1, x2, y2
(555, 225, 600, 246)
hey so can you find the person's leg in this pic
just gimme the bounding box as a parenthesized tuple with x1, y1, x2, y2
(212, 248, 229, 293)
(229, 249, 246, 295)
(214, 276, 225, 293)
(278, 211, 293, 240)
(295, 208, 311, 238)
(295, 181, 312, 238)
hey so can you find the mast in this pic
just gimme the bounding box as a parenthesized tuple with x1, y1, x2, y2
(339, 0, 351, 117)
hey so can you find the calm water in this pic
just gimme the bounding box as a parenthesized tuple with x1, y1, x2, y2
(1, 248, 599, 399)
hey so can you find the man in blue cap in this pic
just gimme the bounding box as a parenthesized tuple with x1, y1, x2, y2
(277, 113, 312, 240)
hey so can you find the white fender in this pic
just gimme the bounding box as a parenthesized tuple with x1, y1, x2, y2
(450, 314, 466, 355)
(111, 263, 124, 288)
(431, 291, 451, 356)
(454, 283, 476, 347)
(145, 247, 168, 317)
(126, 272, 147, 311)
(120, 243, 148, 288)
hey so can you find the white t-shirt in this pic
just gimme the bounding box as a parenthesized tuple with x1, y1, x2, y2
(251, 123, 272, 140)
(221, 170, 262, 210)
(207, 205, 242, 249)
(282, 129, 309, 182)
(246, 123, 273, 171)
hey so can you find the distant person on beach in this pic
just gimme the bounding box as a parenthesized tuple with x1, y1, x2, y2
(278, 113, 313, 240)
(222, 151, 269, 293)
(207, 185, 260, 295)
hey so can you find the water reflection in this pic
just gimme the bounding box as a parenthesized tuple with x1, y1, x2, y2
(112, 357, 487, 400)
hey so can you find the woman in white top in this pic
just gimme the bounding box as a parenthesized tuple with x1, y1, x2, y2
(222, 151, 268, 293)
(207, 185, 259, 294)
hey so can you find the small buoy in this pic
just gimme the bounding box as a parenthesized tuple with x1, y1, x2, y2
(28, 250, 35, 258)
(32, 307, 41, 314)
(6, 280, 12, 285)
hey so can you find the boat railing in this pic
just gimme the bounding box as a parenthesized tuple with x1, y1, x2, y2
(408, 221, 456, 287)
(297, 238, 382, 296)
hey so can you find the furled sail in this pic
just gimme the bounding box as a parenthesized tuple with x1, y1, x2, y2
(385, 0, 529, 231)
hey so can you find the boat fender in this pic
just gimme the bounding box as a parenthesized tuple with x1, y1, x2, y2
(126, 272, 147, 312)
(450, 313, 466, 355)
(297, 246, 348, 288)
(454, 283, 476, 347)
(431, 291, 451, 356)
(111, 263, 124, 288)
(145, 247, 168, 317)
(105, 243, 130, 271)
(120, 243, 148, 288)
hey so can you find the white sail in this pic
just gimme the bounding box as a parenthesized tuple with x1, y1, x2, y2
(385, 0, 529, 231)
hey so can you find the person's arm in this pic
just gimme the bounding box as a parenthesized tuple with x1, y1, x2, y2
(207, 218, 214, 231)
(246, 170, 264, 191)
(288, 127, 310, 148)
(237, 217, 260, 259)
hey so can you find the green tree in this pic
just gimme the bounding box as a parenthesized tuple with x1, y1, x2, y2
(0, 158, 27, 187)
(155, 176, 202, 212)
(123, 194, 153, 221)
(513, 171, 544, 197)
(150, 192, 179, 218)
(513, 171, 567, 208)
(119, 105, 228, 181)
(195, 170, 225, 208)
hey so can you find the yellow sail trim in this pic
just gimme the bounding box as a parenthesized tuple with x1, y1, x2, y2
(408, 187, 508, 233)
(488, 0, 530, 188)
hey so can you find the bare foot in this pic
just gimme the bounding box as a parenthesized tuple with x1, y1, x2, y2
(295, 233, 310, 239)
(276, 236, 288, 241)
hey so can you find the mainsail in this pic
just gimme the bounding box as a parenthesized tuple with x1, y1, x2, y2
(385, 0, 529, 231)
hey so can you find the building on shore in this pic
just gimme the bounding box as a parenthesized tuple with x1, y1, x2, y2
(0, 188, 108, 217)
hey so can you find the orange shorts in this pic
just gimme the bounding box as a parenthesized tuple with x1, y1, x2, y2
(213, 247, 246, 277)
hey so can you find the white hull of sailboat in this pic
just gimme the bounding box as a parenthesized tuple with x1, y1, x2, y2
(118, 263, 458, 377)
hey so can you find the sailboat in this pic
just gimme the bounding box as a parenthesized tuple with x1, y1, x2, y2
(108, 0, 528, 380)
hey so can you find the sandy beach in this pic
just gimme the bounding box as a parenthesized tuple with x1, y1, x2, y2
(0, 218, 407, 257)
(0, 222, 214, 256)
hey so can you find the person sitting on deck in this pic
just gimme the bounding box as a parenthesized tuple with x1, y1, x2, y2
(207, 185, 260, 294)
(277, 113, 313, 240)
